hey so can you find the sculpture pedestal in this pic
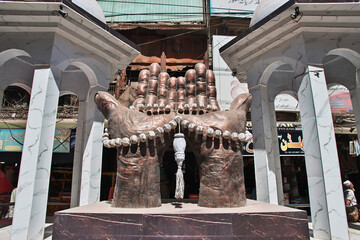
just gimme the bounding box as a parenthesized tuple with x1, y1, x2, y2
(53, 200, 309, 239)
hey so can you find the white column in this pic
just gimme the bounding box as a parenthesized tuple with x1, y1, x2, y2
(11, 68, 59, 240)
(70, 100, 86, 208)
(249, 85, 281, 204)
(298, 65, 348, 240)
(78, 88, 105, 206)
(0, 89, 4, 112)
(350, 86, 360, 143)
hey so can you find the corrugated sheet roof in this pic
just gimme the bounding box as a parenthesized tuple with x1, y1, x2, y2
(97, 0, 204, 23)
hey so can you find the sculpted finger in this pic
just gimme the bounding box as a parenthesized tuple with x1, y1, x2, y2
(195, 63, 207, 114)
(167, 77, 177, 111)
(185, 69, 196, 113)
(145, 63, 161, 114)
(176, 76, 186, 113)
(158, 71, 169, 114)
(207, 69, 220, 111)
(132, 69, 149, 111)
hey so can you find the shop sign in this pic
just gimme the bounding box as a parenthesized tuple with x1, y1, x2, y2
(0, 129, 71, 153)
(329, 91, 353, 113)
(210, 0, 259, 18)
(243, 127, 305, 156)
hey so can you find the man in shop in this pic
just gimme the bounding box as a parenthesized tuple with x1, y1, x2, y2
(344, 180, 359, 222)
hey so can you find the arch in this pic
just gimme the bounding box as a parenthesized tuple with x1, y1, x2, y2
(60, 62, 98, 101)
(259, 61, 296, 102)
(0, 49, 35, 91)
(9, 83, 32, 95)
(323, 48, 360, 90)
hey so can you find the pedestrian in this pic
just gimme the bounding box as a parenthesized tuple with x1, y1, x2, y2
(343, 180, 359, 222)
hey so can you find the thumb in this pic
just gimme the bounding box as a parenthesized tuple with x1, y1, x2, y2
(95, 91, 123, 118)
(229, 93, 252, 113)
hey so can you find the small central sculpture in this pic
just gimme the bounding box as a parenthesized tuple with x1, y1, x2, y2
(95, 63, 252, 208)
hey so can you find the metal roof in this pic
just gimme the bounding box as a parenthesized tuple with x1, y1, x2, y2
(97, 0, 204, 22)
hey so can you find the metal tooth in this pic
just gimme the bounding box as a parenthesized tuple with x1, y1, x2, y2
(153, 104, 159, 109)
(169, 120, 177, 129)
(184, 104, 190, 110)
(159, 103, 165, 109)
(238, 132, 246, 142)
(222, 130, 231, 139)
(207, 128, 214, 137)
(138, 104, 145, 111)
(181, 120, 189, 128)
(195, 126, 204, 134)
(191, 103, 198, 109)
(104, 128, 109, 133)
(121, 137, 130, 147)
(188, 123, 196, 132)
(129, 105, 136, 110)
(148, 131, 156, 140)
(199, 103, 205, 109)
(103, 139, 111, 148)
(165, 105, 171, 111)
(206, 104, 212, 110)
(102, 132, 109, 138)
(139, 133, 147, 142)
(164, 124, 172, 133)
(245, 131, 253, 141)
(214, 130, 222, 138)
(146, 103, 152, 110)
(130, 135, 139, 144)
(102, 137, 109, 142)
(231, 132, 239, 141)
(156, 127, 164, 135)
(109, 139, 117, 147)
(115, 137, 122, 146)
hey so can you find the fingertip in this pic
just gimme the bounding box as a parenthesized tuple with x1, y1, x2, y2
(149, 63, 161, 77)
(195, 63, 206, 77)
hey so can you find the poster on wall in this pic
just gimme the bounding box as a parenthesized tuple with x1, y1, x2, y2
(0, 129, 71, 153)
(213, 35, 249, 110)
(328, 85, 353, 113)
(210, 0, 260, 18)
(213, 35, 300, 112)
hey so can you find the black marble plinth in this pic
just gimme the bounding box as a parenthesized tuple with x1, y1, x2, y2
(53, 200, 309, 239)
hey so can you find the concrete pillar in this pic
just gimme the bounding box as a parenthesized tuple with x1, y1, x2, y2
(249, 85, 280, 204)
(70, 100, 86, 208)
(298, 65, 348, 240)
(78, 87, 104, 206)
(350, 86, 360, 143)
(0, 89, 4, 112)
(11, 68, 59, 240)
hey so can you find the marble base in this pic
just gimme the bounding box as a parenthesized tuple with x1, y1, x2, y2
(53, 200, 309, 239)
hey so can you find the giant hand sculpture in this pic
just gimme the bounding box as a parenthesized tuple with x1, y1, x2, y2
(95, 63, 252, 208)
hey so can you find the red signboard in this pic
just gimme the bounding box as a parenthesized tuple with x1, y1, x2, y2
(329, 92, 353, 113)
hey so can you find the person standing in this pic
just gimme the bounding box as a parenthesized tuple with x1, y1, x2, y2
(344, 180, 359, 222)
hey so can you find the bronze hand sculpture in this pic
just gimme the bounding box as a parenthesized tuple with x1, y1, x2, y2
(95, 63, 252, 208)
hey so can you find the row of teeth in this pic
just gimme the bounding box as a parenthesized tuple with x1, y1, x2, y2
(129, 103, 218, 113)
(102, 116, 252, 148)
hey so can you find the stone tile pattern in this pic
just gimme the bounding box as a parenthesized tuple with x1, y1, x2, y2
(53, 202, 309, 239)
